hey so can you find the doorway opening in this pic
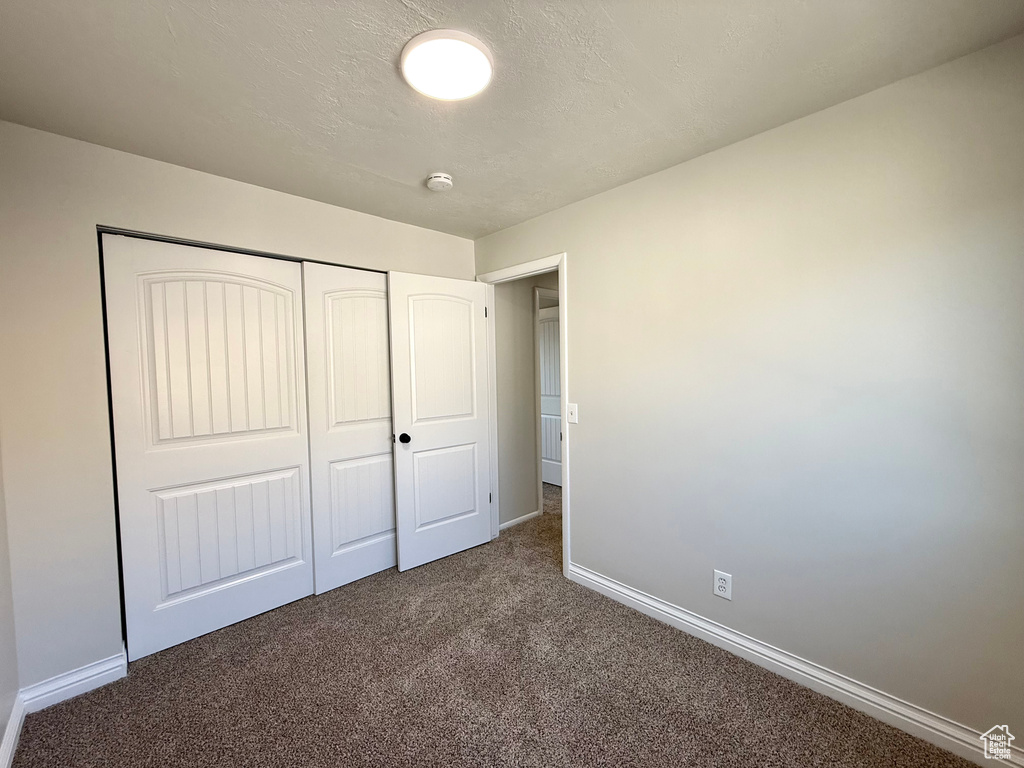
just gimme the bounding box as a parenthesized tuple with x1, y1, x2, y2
(478, 253, 570, 575)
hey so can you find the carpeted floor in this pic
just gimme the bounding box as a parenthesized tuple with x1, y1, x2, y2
(15, 492, 970, 768)
(542, 482, 561, 515)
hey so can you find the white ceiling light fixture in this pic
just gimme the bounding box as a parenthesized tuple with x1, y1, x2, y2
(401, 30, 493, 101)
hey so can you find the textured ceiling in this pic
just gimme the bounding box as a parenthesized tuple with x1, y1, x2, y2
(2, 1, 1023, 238)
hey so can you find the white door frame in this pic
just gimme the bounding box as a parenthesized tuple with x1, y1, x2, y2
(476, 253, 570, 576)
(535, 288, 559, 504)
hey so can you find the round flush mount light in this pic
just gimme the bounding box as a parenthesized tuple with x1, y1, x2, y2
(401, 30, 493, 101)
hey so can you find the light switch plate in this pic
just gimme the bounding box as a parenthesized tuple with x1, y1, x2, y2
(567, 403, 579, 424)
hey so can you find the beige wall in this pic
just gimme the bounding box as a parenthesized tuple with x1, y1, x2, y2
(476, 36, 1024, 731)
(494, 271, 558, 525)
(0, 424, 19, 726)
(0, 121, 474, 687)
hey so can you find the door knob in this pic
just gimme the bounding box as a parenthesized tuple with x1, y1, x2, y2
(399, 433, 412, 444)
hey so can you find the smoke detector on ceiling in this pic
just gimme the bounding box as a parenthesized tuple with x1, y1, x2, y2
(426, 172, 453, 192)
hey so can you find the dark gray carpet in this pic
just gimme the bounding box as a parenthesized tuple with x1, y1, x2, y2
(542, 482, 561, 516)
(15, 493, 970, 767)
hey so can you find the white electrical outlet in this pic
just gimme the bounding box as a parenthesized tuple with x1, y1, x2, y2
(714, 570, 732, 600)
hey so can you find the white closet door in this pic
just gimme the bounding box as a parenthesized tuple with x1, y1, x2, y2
(303, 262, 396, 593)
(539, 307, 562, 486)
(388, 273, 492, 571)
(103, 235, 313, 660)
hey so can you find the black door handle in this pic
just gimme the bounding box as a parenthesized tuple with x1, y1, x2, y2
(399, 433, 412, 444)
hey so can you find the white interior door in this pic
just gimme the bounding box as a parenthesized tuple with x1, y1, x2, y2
(539, 307, 562, 486)
(303, 262, 396, 593)
(388, 272, 492, 571)
(104, 235, 314, 660)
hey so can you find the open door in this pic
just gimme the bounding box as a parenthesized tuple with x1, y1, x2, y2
(538, 306, 562, 486)
(388, 272, 492, 571)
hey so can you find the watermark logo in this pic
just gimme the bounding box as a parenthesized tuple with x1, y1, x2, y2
(981, 725, 1015, 761)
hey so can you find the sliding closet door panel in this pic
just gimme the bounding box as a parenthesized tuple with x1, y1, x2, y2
(304, 262, 396, 593)
(103, 234, 313, 660)
(389, 272, 492, 571)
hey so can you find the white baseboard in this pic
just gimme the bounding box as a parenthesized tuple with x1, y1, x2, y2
(0, 651, 127, 767)
(20, 651, 127, 715)
(0, 695, 25, 768)
(499, 509, 541, 531)
(567, 563, 1021, 768)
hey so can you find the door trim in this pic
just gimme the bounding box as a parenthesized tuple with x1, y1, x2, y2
(476, 254, 561, 284)
(484, 282, 499, 539)
(97, 225, 387, 273)
(477, 253, 570, 576)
